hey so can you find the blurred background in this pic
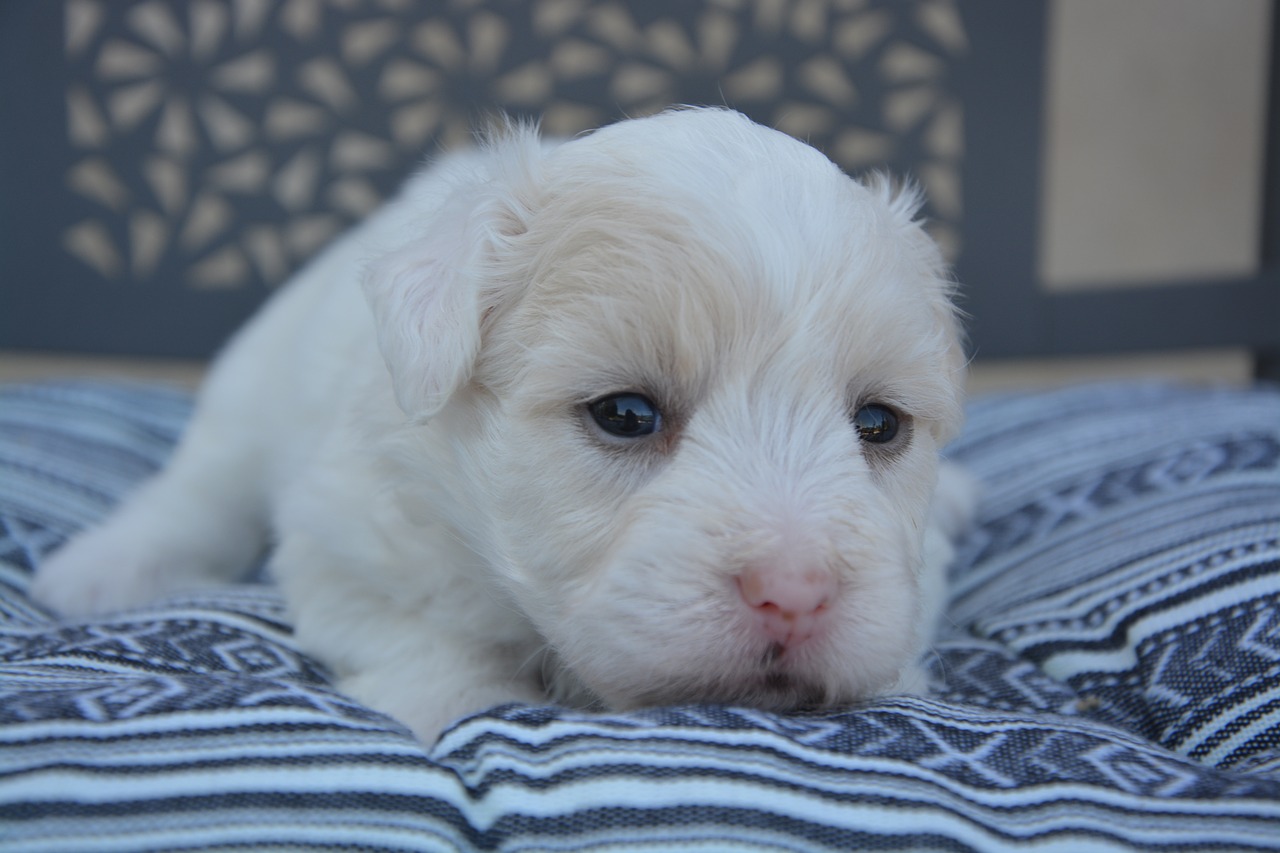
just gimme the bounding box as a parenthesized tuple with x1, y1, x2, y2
(1, 0, 1276, 393)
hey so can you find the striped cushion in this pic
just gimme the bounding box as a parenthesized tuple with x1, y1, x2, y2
(2, 380, 1278, 850)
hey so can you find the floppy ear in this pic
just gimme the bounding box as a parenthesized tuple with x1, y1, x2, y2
(864, 172, 969, 440)
(363, 130, 542, 422)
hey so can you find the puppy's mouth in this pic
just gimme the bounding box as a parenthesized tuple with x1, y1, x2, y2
(758, 643, 827, 693)
(760, 642, 786, 667)
(750, 668, 830, 711)
(741, 645, 832, 710)
(614, 653, 832, 712)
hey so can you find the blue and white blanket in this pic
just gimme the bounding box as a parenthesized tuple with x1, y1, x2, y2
(2, 380, 1278, 851)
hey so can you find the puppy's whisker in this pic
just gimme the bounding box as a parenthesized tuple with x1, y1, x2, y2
(514, 643, 549, 682)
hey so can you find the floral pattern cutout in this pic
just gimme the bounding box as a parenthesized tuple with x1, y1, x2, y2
(62, 0, 966, 290)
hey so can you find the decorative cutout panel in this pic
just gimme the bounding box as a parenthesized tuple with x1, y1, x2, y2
(61, 0, 965, 292)
(0, 0, 965, 357)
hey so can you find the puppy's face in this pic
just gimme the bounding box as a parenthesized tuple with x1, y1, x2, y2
(369, 110, 965, 711)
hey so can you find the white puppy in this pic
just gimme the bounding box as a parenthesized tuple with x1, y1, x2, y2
(33, 108, 971, 743)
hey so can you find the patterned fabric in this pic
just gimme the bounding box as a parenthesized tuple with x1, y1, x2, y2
(1, 380, 1278, 851)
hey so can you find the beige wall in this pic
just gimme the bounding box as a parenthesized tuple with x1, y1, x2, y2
(980, 0, 1267, 390)
(1039, 0, 1270, 290)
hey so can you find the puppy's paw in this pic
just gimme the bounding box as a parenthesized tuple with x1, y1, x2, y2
(33, 531, 160, 618)
(30, 516, 211, 618)
(338, 666, 543, 745)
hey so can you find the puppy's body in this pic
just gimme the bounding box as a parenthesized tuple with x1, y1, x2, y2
(33, 110, 971, 742)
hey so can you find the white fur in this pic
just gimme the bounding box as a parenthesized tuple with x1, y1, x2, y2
(32, 109, 973, 742)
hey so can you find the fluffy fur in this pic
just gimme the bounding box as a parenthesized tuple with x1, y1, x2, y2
(32, 108, 972, 743)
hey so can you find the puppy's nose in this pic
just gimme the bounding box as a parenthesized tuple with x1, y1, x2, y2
(735, 565, 837, 649)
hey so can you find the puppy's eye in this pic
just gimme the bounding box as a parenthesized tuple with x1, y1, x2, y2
(588, 393, 662, 438)
(852, 403, 899, 444)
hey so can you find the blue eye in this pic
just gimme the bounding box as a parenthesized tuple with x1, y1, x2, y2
(853, 403, 899, 444)
(588, 393, 662, 438)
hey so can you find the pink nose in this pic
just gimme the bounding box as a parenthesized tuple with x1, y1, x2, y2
(735, 565, 837, 648)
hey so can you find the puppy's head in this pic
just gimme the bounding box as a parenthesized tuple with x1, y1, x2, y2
(365, 108, 965, 711)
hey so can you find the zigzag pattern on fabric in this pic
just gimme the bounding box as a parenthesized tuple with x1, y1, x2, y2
(2, 380, 1278, 851)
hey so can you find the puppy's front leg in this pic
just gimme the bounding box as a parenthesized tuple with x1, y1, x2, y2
(271, 529, 545, 745)
(336, 635, 545, 744)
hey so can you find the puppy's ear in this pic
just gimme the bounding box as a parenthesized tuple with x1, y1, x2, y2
(865, 172, 969, 440)
(363, 127, 542, 421)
